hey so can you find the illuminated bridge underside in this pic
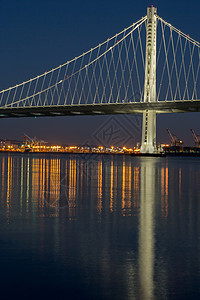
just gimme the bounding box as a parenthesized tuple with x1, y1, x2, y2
(0, 101, 200, 118)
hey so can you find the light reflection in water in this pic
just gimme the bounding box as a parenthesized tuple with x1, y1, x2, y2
(128, 162, 132, 211)
(122, 159, 126, 214)
(33, 159, 40, 208)
(26, 157, 30, 212)
(97, 160, 103, 215)
(110, 159, 114, 212)
(1, 156, 5, 202)
(122, 159, 133, 216)
(6, 156, 13, 222)
(133, 166, 140, 213)
(113, 163, 118, 211)
(69, 159, 77, 218)
(0, 154, 173, 221)
(161, 164, 169, 219)
(49, 159, 60, 208)
(20, 157, 23, 214)
(139, 158, 155, 300)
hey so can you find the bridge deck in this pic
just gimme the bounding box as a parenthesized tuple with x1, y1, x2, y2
(0, 101, 200, 118)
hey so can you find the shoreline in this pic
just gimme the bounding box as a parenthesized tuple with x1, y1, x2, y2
(1, 150, 200, 157)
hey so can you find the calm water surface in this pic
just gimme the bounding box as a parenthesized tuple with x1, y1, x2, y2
(0, 153, 200, 299)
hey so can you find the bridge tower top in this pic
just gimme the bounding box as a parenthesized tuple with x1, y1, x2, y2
(147, 5, 157, 18)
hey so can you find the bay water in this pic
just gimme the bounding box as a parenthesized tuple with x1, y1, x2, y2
(0, 153, 199, 299)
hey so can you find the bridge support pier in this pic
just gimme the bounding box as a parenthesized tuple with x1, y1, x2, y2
(140, 6, 157, 154)
(140, 110, 157, 153)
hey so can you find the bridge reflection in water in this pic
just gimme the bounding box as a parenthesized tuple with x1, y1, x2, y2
(1, 153, 199, 298)
(138, 159, 158, 299)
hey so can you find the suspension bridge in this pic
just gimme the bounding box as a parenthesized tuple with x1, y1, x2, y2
(1, 6, 200, 153)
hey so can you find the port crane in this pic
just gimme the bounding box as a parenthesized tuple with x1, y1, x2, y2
(23, 134, 47, 150)
(166, 129, 183, 146)
(190, 129, 200, 147)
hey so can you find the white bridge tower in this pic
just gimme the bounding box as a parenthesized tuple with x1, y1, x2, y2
(140, 6, 157, 154)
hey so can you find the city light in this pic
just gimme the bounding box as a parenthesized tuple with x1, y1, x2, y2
(0, 139, 136, 155)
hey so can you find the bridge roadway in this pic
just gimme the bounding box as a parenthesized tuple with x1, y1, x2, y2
(0, 101, 200, 118)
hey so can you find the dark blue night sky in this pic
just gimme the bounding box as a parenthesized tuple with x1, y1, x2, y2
(0, 0, 199, 146)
